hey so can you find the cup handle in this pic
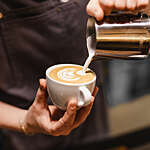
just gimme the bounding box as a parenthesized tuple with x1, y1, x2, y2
(77, 86, 91, 107)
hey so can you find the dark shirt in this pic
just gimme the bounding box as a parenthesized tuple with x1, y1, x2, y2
(0, 0, 45, 11)
(0, 0, 109, 150)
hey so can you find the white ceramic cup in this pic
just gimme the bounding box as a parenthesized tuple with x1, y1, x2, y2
(46, 64, 96, 110)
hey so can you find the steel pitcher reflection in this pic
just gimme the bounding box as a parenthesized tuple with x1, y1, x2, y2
(87, 12, 150, 60)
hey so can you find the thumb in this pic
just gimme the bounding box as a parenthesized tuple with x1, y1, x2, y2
(87, 0, 104, 21)
(34, 79, 48, 105)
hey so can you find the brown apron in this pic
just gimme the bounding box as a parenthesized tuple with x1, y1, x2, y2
(0, 0, 109, 149)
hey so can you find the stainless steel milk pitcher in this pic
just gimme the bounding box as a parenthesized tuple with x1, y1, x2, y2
(87, 12, 150, 60)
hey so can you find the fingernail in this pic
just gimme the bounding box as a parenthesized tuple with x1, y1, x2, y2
(95, 13, 103, 21)
(39, 83, 44, 91)
(39, 79, 47, 91)
(70, 102, 77, 111)
(71, 105, 76, 111)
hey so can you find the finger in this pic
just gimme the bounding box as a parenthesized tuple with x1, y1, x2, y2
(34, 79, 48, 105)
(137, 0, 149, 9)
(92, 86, 99, 97)
(72, 97, 94, 129)
(99, 0, 115, 10)
(126, 0, 137, 10)
(99, 0, 114, 8)
(114, 0, 126, 10)
(54, 99, 77, 132)
(87, 0, 104, 21)
(99, 0, 114, 15)
(40, 78, 47, 89)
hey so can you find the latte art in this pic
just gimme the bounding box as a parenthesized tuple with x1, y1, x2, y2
(57, 68, 80, 81)
(49, 65, 95, 84)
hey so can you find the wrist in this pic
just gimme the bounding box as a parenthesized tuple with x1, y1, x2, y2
(19, 111, 34, 136)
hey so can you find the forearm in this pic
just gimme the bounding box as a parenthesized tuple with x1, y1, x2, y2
(0, 101, 27, 132)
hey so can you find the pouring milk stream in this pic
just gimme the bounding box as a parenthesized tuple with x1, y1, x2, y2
(83, 11, 150, 73)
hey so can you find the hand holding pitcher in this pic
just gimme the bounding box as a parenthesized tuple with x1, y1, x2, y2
(86, 0, 149, 21)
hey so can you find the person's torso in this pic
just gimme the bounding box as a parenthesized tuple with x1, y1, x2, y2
(0, 0, 109, 149)
(0, 0, 48, 11)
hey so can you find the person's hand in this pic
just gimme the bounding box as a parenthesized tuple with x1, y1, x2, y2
(86, 0, 149, 21)
(22, 79, 98, 136)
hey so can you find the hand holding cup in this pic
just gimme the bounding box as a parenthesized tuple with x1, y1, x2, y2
(22, 76, 98, 136)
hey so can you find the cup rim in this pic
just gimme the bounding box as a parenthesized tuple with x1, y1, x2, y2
(46, 64, 96, 86)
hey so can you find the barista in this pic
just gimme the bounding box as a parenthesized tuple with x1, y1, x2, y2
(0, 0, 148, 150)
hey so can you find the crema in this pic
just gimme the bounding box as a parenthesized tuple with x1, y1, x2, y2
(49, 65, 95, 84)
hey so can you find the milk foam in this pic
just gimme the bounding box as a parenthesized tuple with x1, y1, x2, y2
(57, 68, 82, 81)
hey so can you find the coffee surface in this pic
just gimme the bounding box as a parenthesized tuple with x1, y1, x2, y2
(49, 65, 95, 84)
